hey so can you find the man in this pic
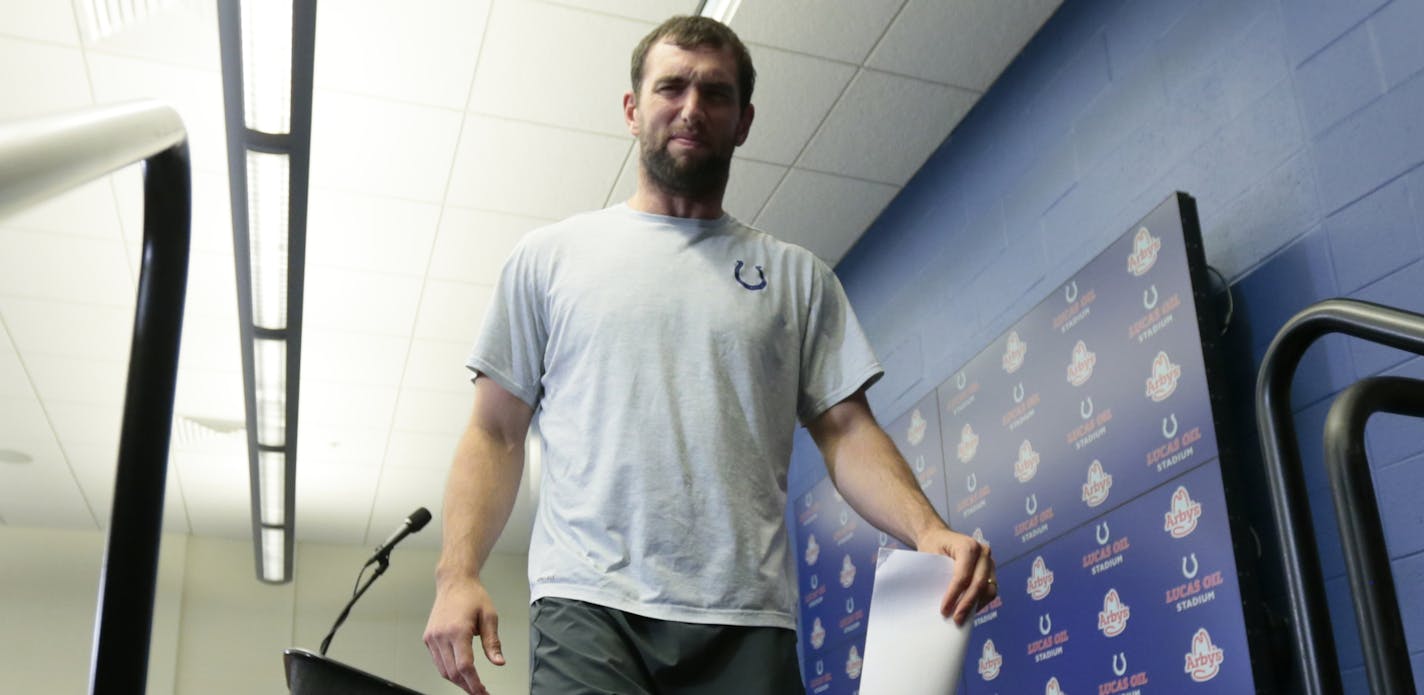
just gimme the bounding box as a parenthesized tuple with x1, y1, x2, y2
(424, 16, 997, 695)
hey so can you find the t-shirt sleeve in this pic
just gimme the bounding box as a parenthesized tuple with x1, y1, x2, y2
(466, 236, 548, 408)
(797, 258, 884, 423)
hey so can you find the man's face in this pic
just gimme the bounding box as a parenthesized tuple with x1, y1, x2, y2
(624, 40, 754, 197)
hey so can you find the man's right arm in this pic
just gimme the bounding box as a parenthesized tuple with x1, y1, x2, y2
(423, 375, 534, 695)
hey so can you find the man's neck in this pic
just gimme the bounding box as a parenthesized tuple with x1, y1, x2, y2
(626, 175, 727, 220)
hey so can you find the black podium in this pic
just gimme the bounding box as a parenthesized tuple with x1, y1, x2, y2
(283, 648, 424, 694)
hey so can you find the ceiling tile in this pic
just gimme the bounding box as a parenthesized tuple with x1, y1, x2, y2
(755, 168, 899, 264)
(0, 176, 123, 242)
(429, 206, 550, 285)
(606, 144, 639, 207)
(0, 229, 133, 305)
(738, 46, 856, 165)
(173, 367, 244, 422)
(295, 461, 380, 546)
(730, 1, 907, 64)
(446, 115, 630, 219)
(22, 354, 126, 407)
(302, 265, 423, 336)
(868, 0, 1061, 90)
(542, 0, 694, 24)
(171, 448, 252, 538)
(309, 89, 464, 203)
(306, 188, 441, 276)
(0, 395, 58, 452)
(726, 157, 788, 224)
(86, 53, 227, 174)
(182, 249, 239, 323)
(82, 1, 220, 71)
(468, 0, 649, 136)
(299, 328, 410, 387)
(366, 464, 450, 548)
(46, 401, 123, 449)
(384, 430, 461, 471)
(298, 380, 399, 429)
(315, 0, 490, 110)
(0, 454, 95, 528)
(0, 0, 81, 44)
(799, 69, 976, 185)
(402, 339, 474, 393)
(297, 423, 390, 469)
(413, 280, 494, 345)
(68, 445, 190, 534)
(0, 37, 91, 121)
(0, 338, 33, 399)
(177, 316, 241, 374)
(392, 388, 472, 435)
(0, 298, 133, 362)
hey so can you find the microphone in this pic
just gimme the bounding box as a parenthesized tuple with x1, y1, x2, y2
(320, 507, 433, 655)
(365, 507, 432, 566)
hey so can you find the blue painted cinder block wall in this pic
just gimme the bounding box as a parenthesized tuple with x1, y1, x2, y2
(788, 0, 1424, 690)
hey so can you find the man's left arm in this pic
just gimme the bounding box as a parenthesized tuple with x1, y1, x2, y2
(807, 390, 998, 624)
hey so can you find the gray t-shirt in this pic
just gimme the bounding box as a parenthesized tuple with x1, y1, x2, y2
(468, 203, 882, 629)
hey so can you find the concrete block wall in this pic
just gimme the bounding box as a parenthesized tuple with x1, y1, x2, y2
(789, 0, 1424, 690)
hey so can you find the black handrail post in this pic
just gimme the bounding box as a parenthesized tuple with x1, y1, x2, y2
(88, 142, 192, 695)
(1258, 298, 1424, 694)
(1323, 376, 1422, 695)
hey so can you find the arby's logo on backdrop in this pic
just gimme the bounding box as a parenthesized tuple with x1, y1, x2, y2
(1003, 331, 1027, 373)
(978, 640, 1003, 681)
(1067, 340, 1096, 386)
(957, 423, 979, 463)
(1164, 485, 1203, 538)
(1146, 350, 1183, 401)
(1184, 628, 1225, 682)
(1127, 227, 1162, 276)
(1026, 555, 1055, 600)
(1081, 460, 1113, 507)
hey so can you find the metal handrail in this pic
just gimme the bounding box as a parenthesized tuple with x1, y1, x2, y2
(1324, 376, 1422, 695)
(1257, 298, 1424, 695)
(0, 100, 190, 695)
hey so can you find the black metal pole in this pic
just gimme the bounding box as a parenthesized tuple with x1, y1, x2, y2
(1324, 376, 1422, 695)
(89, 143, 192, 695)
(1257, 298, 1424, 695)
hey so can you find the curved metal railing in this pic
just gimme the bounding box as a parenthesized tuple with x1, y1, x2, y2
(1257, 298, 1424, 694)
(0, 100, 190, 695)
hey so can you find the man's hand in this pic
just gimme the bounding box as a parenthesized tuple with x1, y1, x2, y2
(917, 527, 997, 625)
(424, 579, 505, 694)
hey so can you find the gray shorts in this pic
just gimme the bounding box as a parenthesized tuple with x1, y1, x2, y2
(529, 597, 803, 695)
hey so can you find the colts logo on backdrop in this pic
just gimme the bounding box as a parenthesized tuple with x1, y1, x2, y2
(732, 260, 766, 291)
(957, 424, 979, 463)
(1045, 676, 1065, 695)
(1127, 227, 1162, 276)
(1014, 439, 1040, 483)
(1026, 556, 1055, 600)
(1081, 460, 1113, 507)
(1146, 351, 1183, 401)
(907, 408, 927, 446)
(978, 640, 1004, 681)
(1067, 340, 1097, 386)
(1003, 331, 1027, 373)
(1184, 628, 1225, 682)
(1164, 486, 1203, 538)
(1097, 589, 1131, 637)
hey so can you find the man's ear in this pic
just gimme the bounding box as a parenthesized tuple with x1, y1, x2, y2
(624, 91, 640, 136)
(734, 103, 755, 146)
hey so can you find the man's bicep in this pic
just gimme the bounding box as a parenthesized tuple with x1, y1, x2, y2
(468, 372, 535, 447)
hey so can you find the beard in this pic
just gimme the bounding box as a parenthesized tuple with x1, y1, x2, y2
(639, 132, 733, 198)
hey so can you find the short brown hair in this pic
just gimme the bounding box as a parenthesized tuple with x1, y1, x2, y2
(630, 15, 756, 110)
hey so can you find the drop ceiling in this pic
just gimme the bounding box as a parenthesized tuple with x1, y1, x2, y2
(0, 0, 1061, 557)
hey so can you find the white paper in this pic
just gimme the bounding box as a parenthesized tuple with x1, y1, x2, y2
(857, 548, 973, 694)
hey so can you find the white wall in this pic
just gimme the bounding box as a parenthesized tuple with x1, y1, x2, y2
(0, 526, 530, 694)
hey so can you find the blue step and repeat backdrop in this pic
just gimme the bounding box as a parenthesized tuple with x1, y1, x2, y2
(795, 194, 1259, 695)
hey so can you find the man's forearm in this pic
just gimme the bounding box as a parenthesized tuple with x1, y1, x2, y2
(436, 424, 526, 585)
(825, 422, 949, 550)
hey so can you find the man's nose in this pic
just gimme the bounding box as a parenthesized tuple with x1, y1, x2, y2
(680, 90, 706, 124)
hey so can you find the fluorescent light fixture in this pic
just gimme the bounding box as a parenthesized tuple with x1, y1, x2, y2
(254, 337, 286, 447)
(259, 450, 285, 525)
(240, 0, 293, 134)
(698, 0, 743, 23)
(245, 150, 289, 330)
(261, 527, 286, 582)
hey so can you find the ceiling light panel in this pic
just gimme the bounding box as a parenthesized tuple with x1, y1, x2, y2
(0, 38, 92, 121)
(446, 115, 630, 219)
(314, 0, 489, 109)
(468, 0, 648, 136)
(798, 69, 977, 186)
(309, 90, 463, 202)
(729, 0, 905, 64)
(305, 189, 441, 275)
(735, 46, 857, 166)
(755, 168, 898, 264)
